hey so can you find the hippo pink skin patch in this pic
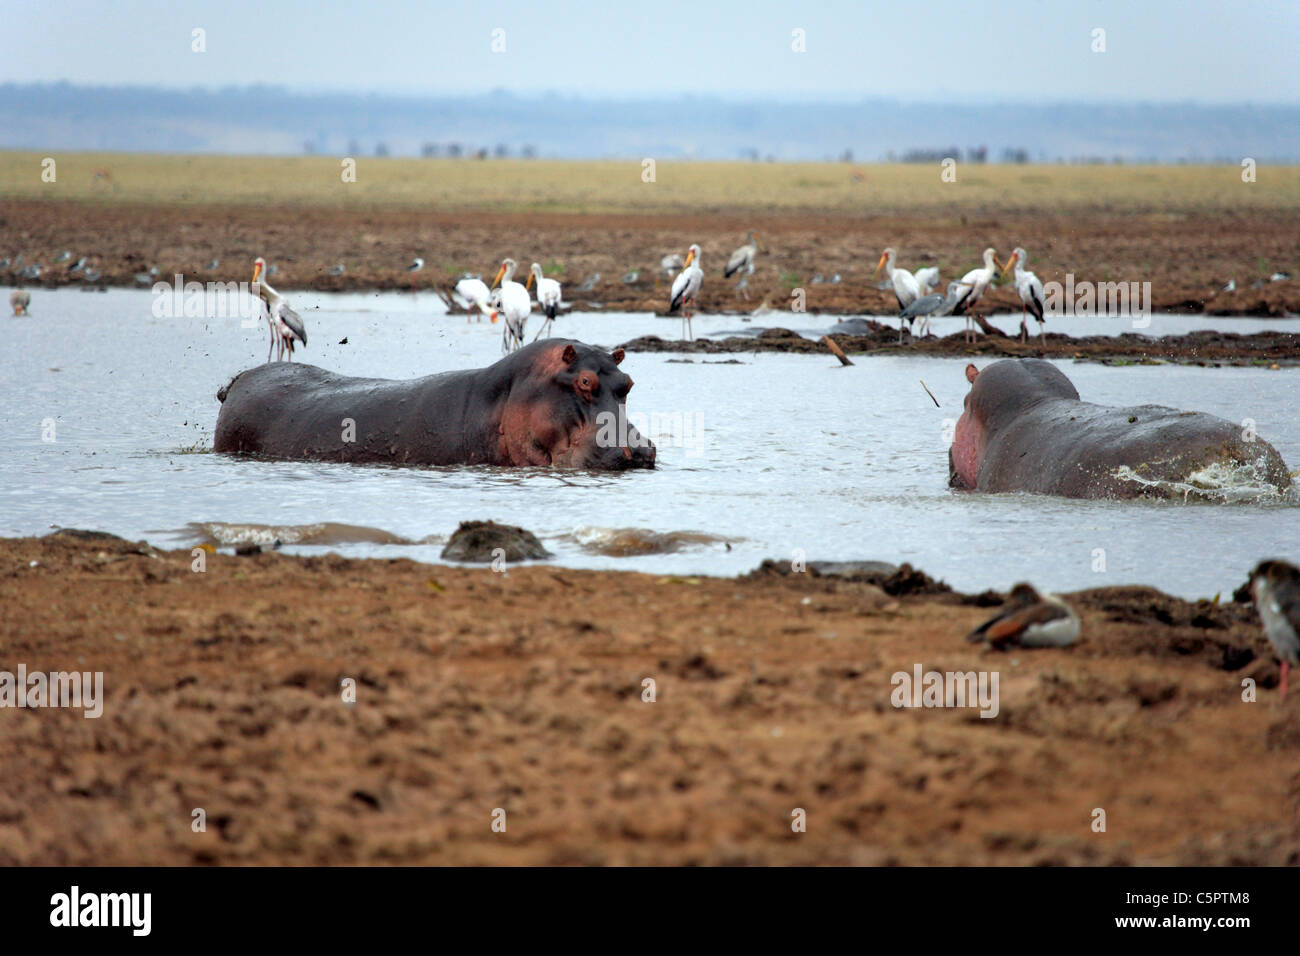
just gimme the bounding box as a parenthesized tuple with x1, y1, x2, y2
(950, 400, 985, 489)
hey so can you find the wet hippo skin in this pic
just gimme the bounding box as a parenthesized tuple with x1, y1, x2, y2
(215, 340, 655, 470)
(949, 358, 1290, 498)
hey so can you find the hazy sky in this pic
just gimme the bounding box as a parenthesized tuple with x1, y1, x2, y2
(5, 0, 1298, 103)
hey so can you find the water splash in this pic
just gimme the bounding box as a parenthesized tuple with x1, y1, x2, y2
(186, 521, 413, 547)
(1112, 459, 1299, 504)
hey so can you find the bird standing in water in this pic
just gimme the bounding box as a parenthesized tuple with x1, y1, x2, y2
(527, 262, 563, 340)
(252, 257, 307, 361)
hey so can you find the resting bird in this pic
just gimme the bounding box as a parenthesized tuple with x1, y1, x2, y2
(1002, 247, 1046, 344)
(527, 262, 563, 340)
(252, 257, 308, 362)
(913, 266, 941, 296)
(1249, 560, 1300, 697)
(10, 289, 31, 316)
(660, 253, 684, 279)
(669, 244, 704, 341)
(453, 275, 494, 322)
(967, 583, 1080, 649)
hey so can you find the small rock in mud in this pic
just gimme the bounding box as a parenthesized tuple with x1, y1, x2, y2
(441, 520, 551, 563)
(748, 558, 952, 596)
(49, 528, 126, 542)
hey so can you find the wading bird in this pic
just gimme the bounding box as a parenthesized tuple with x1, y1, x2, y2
(408, 258, 424, 273)
(899, 280, 969, 339)
(967, 583, 1080, 649)
(1002, 247, 1046, 343)
(953, 248, 1001, 344)
(1249, 560, 1300, 698)
(252, 257, 308, 362)
(724, 230, 766, 299)
(527, 262, 563, 340)
(873, 247, 921, 339)
(490, 258, 531, 352)
(10, 289, 31, 315)
(669, 244, 704, 340)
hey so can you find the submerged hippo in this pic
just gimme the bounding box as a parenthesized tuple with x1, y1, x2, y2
(215, 340, 655, 469)
(949, 359, 1290, 498)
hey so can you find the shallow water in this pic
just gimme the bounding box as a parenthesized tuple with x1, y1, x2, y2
(3, 287, 1298, 599)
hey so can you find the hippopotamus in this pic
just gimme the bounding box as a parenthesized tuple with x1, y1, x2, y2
(949, 359, 1291, 498)
(214, 339, 655, 470)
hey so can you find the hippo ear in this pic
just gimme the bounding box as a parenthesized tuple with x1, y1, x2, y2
(561, 344, 578, 366)
(965, 364, 979, 384)
(610, 348, 625, 366)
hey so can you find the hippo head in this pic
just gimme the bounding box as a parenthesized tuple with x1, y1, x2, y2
(949, 359, 1078, 489)
(499, 341, 656, 470)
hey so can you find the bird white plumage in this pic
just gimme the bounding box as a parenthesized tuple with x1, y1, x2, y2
(669, 244, 704, 341)
(491, 258, 531, 352)
(527, 262, 564, 340)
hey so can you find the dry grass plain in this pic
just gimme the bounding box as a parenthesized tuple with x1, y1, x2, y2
(3, 151, 1299, 214)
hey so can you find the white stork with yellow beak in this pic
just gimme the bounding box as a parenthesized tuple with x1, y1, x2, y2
(251, 257, 307, 362)
(669, 244, 704, 340)
(1001, 247, 1046, 344)
(873, 247, 922, 341)
(527, 262, 563, 340)
(490, 258, 531, 352)
(953, 248, 1001, 344)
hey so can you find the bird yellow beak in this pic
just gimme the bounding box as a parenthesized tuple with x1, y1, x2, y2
(872, 252, 888, 277)
(491, 265, 506, 290)
(684, 250, 695, 268)
(526, 273, 534, 290)
(999, 253, 1016, 277)
(252, 262, 262, 283)
(756, 233, 767, 253)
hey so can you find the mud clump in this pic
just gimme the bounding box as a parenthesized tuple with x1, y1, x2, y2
(440, 520, 551, 563)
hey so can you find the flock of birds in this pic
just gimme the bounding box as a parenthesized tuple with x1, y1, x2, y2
(967, 560, 1300, 701)
(875, 244, 1046, 344)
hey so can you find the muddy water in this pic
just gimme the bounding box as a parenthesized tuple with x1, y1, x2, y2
(3, 288, 1297, 599)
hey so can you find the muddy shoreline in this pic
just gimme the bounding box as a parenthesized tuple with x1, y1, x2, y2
(1, 531, 1295, 866)
(620, 325, 1300, 365)
(3, 199, 1297, 317)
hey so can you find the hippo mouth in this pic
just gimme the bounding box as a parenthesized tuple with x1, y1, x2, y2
(555, 419, 656, 470)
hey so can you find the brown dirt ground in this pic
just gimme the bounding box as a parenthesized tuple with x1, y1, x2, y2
(2, 532, 1297, 866)
(4, 200, 1298, 317)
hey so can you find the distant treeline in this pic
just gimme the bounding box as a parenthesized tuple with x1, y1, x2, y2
(2, 83, 1297, 163)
